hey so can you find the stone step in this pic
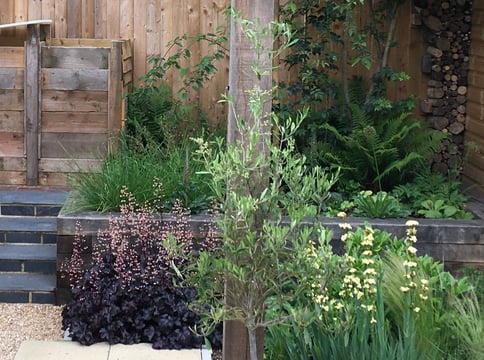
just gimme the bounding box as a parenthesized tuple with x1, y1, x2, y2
(0, 189, 68, 217)
(0, 217, 58, 244)
(0, 244, 56, 273)
(0, 273, 56, 304)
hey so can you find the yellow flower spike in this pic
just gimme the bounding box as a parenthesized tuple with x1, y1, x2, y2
(405, 220, 419, 227)
(420, 279, 429, 285)
(339, 223, 352, 231)
(406, 228, 417, 236)
(407, 235, 418, 243)
(370, 317, 377, 324)
(419, 294, 428, 301)
(362, 258, 374, 265)
(414, 307, 420, 313)
(337, 211, 347, 219)
(407, 246, 418, 255)
(363, 268, 377, 276)
(400, 286, 410, 293)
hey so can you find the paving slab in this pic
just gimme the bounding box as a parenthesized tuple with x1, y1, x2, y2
(109, 343, 201, 360)
(14, 341, 204, 360)
(14, 340, 110, 360)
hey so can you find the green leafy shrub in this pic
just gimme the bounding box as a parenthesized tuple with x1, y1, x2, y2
(352, 190, 410, 218)
(393, 170, 472, 219)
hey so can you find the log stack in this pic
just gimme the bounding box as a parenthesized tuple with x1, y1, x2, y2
(415, 0, 473, 174)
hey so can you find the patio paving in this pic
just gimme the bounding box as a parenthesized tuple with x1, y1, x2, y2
(14, 340, 209, 360)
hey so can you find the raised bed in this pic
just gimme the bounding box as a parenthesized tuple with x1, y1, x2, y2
(55, 198, 484, 305)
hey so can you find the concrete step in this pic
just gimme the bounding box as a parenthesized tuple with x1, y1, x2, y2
(0, 273, 56, 304)
(0, 188, 67, 304)
(0, 244, 56, 273)
(0, 217, 58, 244)
(0, 189, 68, 217)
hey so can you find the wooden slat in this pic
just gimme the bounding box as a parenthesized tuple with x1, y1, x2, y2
(41, 132, 108, 158)
(39, 172, 69, 186)
(0, 47, 24, 68)
(0, 132, 24, 157)
(467, 101, 484, 122)
(467, 87, 484, 105)
(42, 68, 109, 91)
(14, 0, 29, 23)
(42, 47, 110, 69)
(42, 112, 107, 133)
(94, 0, 107, 39)
(28, 0, 42, 21)
(0, 111, 24, 132)
(46, 38, 112, 47)
(54, 0, 67, 38)
(0, 157, 25, 171)
(0, 68, 24, 89)
(0, 90, 24, 111)
(82, 0, 96, 38)
(41, 0, 55, 23)
(39, 158, 102, 172)
(134, 0, 148, 80)
(119, 0, 134, 39)
(67, 0, 82, 37)
(42, 90, 108, 112)
(0, 171, 25, 185)
(106, 0, 120, 39)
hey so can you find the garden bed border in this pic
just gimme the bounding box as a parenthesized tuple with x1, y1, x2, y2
(56, 198, 484, 305)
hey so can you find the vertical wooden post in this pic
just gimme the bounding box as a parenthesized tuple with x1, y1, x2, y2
(108, 40, 123, 153)
(224, 1, 275, 360)
(24, 23, 41, 186)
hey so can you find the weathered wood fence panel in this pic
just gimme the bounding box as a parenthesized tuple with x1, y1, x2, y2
(464, 1, 484, 193)
(0, 44, 25, 185)
(0, 21, 132, 187)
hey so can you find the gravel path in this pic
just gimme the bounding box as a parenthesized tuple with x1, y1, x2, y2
(0, 303, 64, 360)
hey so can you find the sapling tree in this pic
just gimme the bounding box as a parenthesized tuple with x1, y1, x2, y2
(183, 17, 340, 360)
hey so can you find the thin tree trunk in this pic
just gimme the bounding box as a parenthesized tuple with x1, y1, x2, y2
(224, 1, 275, 360)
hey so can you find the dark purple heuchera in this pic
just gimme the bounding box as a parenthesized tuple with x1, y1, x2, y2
(62, 188, 221, 349)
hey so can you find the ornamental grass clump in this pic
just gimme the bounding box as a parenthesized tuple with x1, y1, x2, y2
(61, 187, 221, 349)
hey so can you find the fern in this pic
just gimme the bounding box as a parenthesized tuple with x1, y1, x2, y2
(319, 104, 445, 191)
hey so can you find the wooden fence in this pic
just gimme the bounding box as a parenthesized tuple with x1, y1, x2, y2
(0, 0, 426, 125)
(0, 0, 231, 124)
(0, 21, 133, 186)
(464, 1, 484, 192)
(2, 1, 484, 190)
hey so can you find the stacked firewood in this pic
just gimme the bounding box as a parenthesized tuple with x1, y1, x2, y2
(415, 0, 473, 174)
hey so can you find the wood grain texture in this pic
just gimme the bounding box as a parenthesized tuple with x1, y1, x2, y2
(0, 90, 23, 110)
(42, 112, 107, 133)
(42, 47, 110, 69)
(40, 132, 108, 158)
(0, 111, 24, 132)
(0, 47, 24, 68)
(0, 68, 24, 89)
(42, 68, 109, 91)
(42, 90, 108, 112)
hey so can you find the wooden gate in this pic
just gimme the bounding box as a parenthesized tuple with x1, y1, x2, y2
(0, 20, 132, 187)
